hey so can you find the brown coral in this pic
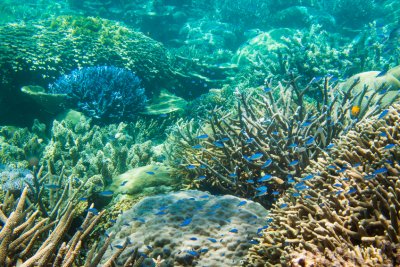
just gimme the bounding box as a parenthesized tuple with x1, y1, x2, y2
(245, 103, 400, 266)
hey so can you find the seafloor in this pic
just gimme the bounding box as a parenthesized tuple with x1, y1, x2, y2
(0, 0, 399, 266)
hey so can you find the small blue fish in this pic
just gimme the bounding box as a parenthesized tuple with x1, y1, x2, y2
(196, 175, 206, 181)
(187, 165, 196, 170)
(287, 143, 298, 148)
(229, 173, 237, 178)
(264, 87, 272, 93)
(289, 160, 299, 166)
(250, 153, 263, 160)
(259, 174, 272, 182)
(146, 171, 155, 175)
(327, 165, 337, 169)
(190, 237, 197, 241)
(305, 137, 315, 146)
(200, 248, 208, 253)
(99, 190, 113, 197)
(346, 188, 357, 194)
(78, 197, 88, 201)
(208, 238, 217, 243)
(301, 121, 312, 127)
(353, 162, 361, 167)
(379, 132, 388, 137)
(196, 134, 209, 139)
(304, 195, 313, 199)
(336, 167, 347, 173)
(180, 218, 192, 227)
(378, 109, 389, 119)
(296, 184, 310, 191)
(155, 211, 167, 215)
(192, 144, 203, 149)
(335, 190, 344, 195)
(213, 142, 224, 148)
(249, 239, 259, 245)
(261, 159, 272, 169)
(237, 201, 247, 207)
(187, 250, 199, 257)
(271, 191, 279, 196)
(246, 138, 255, 144)
(312, 76, 323, 83)
(246, 179, 254, 184)
(229, 228, 238, 233)
(200, 194, 209, 198)
(301, 174, 314, 181)
(384, 144, 395, 149)
(333, 183, 342, 187)
(220, 137, 230, 142)
(364, 174, 375, 180)
(292, 192, 301, 197)
(326, 143, 335, 149)
(88, 208, 99, 215)
(256, 186, 268, 192)
(272, 131, 279, 135)
(373, 167, 388, 175)
(120, 181, 128, 186)
(114, 244, 124, 249)
(280, 203, 288, 208)
(342, 177, 350, 181)
(376, 70, 388, 77)
(159, 114, 168, 118)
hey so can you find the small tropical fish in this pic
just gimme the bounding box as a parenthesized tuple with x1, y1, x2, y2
(327, 165, 337, 169)
(301, 174, 314, 181)
(249, 239, 259, 245)
(200, 248, 209, 253)
(335, 190, 344, 195)
(280, 203, 288, 208)
(376, 69, 388, 77)
(264, 87, 272, 93)
(353, 162, 362, 167)
(259, 174, 272, 182)
(326, 143, 335, 149)
(261, 159, 272, 169)
(88, 208, 99, 215)
(186, 165, 196, 170)
(114, 244, 124, 249)
(214, 141, 224, 148)
(190, 237, 197, 241)
(155, 211, 167, 215)
(333, 183, 342, 187)
(187, 250, 199, 257)
(246, 138, 255, 144)
(304, 195, 313, 199)
(250, 153, 263, 160)
(196, 175, 206, 181)
(336, 167, 347, 173)
(99, 190, 113, 197)
(220, 137, 230, 142)
(229, 228, 238, 233)
(208, 238, 217, 243)
(305, 137, 315, 146)
(364, 174, 375, 180)
(237, 200, 247, 207)
(120, 181, 128, 186)
(292, 192, 301, 197)
(289, 160, 299, 166)
(180, 218, 192, 227)
(373, 167, 388, 175)
(346, 188, 357, 194)
(196, 134, 209, 139)
(192, 144, 203, 149)
(312, 76, 323, 83)
(301, 121, 312, 127)
(146, 171, 155, 175)
(271, 191, 279, 195)
(379, 132, 388, 137)
(351, 105, 361, 117)
(200, 194, 209, 198)
(342, 177, 350, 181)
(256, 186, 268, 192)
(78, 197, 88, 201)
(378, 109, 389, 119)
(384, 144, 395, 149)
(229, 173, 237, 178)
(246, 179, 254, 184)
(287, 143, 298, 148)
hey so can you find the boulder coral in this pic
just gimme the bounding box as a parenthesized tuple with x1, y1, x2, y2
(101, 190, 268, 267)
(244, 103, 400, 266)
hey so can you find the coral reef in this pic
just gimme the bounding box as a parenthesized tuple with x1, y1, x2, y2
(0, 165, 34, 192)
(48, 66, 147, 123)
(101, 190, 268, 266)
(165, 71, 398, 207)
(244, 103, 400, 266)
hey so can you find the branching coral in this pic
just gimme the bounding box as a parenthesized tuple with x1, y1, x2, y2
(244, 103, 400, 266)
(48, 66, 147, 123)
(165, 72, 398, 207)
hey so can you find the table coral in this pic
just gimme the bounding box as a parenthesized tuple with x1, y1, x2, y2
(101, 190, 268, 267)
(244, 103, 400, 266)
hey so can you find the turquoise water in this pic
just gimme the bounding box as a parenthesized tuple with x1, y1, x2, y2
(0, 0, 399, 266)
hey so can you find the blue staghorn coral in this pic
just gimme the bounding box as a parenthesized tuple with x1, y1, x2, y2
(48, 66, 147, 124)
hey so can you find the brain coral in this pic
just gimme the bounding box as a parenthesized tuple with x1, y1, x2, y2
(102, 190, 268, 266)
(245, 103, 400, 266)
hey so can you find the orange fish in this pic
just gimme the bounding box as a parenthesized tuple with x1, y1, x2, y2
(351, 105, 360, 117)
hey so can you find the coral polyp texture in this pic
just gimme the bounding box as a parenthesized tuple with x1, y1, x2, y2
(101, 190, 268, 267)
(48, 66, 147, 123)
(244, 103, 400, 266)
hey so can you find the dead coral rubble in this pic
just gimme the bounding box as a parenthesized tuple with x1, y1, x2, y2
(244, 104, 400, 266)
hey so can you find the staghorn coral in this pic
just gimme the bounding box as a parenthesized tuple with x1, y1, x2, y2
(48, 66, 147, 124)
(244, 103, 400, 266)
(165, 71, 398, 207)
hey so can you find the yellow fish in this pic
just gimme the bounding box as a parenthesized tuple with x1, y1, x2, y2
(351, 105, 360, 117)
